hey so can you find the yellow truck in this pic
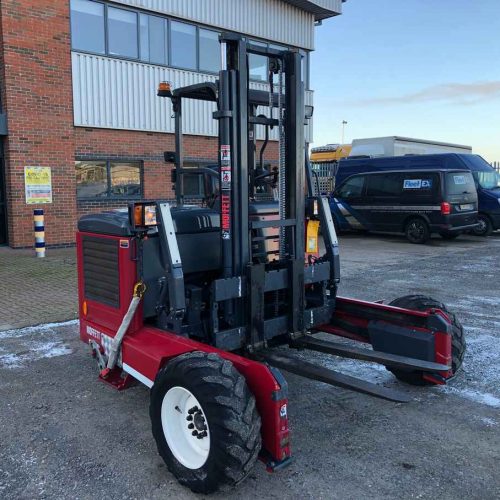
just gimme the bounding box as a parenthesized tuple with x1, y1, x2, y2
(310, 143, 352, 193)
(310, 143, 352, 163)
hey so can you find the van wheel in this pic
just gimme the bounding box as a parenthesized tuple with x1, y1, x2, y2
(439, 232, 459, 240)
(405, 218, 430, 244)
(472, 214, 493, 237)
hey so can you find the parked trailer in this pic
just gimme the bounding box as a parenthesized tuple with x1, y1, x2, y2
(350, 136, 472, 158)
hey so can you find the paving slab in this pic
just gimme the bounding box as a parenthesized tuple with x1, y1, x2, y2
(0, 247, 78, 331)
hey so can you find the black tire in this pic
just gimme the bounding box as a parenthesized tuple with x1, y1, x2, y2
(472, 214, 493, 237)
(150, 351, 261, 494)
(439, 232, 460, 240)
(388, 295, 466, 385)
(404, 218, 430, 244)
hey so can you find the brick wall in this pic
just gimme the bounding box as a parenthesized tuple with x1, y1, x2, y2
(1, 0, 76, 248)
(0, 0, 279, 247)
(0, 7, 6, 112)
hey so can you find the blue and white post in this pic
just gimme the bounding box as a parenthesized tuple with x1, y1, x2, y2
(34, 209, 45, 258)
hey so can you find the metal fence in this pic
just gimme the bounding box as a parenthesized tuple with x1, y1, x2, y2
(310, 161, 336, 195)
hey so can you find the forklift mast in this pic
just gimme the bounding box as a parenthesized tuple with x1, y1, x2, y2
(159, 34, 340, 349)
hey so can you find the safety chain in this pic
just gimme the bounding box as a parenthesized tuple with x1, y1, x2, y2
(277, 60, 286, 259)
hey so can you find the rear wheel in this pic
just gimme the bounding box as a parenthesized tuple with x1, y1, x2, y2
(150, 352, 261, 494)
(405, 218, 430, 244)
(388, 295, 466, 385)
(472, 214, 493, 237)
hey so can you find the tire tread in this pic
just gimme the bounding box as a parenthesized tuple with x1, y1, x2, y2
(150, 351, 261, 494)
(388, 295, 466, 384)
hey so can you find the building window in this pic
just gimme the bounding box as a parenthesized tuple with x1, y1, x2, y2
(199, 29, 220, 73)
(76, 160, 142, 199)
(70, 0, 105, 54)
(171, 21, 197, 70)
(69, 1, 310, 86)
(108, 6, 139, 59)
(139, 14, 150, 62)
(110, 162, 142, 197)
(249, 41, 268, 82)
(149, 16, 168, 65)
(140, 14, 168, 65)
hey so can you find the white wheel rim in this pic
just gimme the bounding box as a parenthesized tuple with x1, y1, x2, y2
(161, 386, 210, 469)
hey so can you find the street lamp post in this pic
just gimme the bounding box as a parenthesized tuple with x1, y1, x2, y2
(341, 120, 348, 144)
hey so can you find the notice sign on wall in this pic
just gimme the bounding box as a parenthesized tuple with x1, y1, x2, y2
(25, 167, 53, 204)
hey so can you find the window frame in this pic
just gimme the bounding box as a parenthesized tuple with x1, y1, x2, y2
(76, 158, 144, 201)
(69, 0, 311, 87)
(198, 27, 222, 74)
(249, 40, 270, 83)
(169, 19, 199, 72)
(148, 14, 169, 66)
(69, 0, 107, 55)
(107, 4, 140, 60)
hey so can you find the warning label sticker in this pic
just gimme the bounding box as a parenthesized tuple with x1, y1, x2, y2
(221, 145, 231, 165)
(221, 169, 232, 190)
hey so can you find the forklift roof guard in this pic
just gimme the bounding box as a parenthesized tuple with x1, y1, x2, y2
(166, 82, 314, 118)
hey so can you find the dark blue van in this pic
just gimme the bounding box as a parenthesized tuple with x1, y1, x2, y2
(335, 154, 500, 236)
(330, 168, 478, 243)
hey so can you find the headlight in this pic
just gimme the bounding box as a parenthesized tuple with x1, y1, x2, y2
(132, 203, 158, 228)
(144, 205, 157, 225)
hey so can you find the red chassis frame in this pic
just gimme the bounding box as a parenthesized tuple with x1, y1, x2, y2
(77, 232, 453, 468)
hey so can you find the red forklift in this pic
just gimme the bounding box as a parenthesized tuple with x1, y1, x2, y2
(77, 34, 465, 493)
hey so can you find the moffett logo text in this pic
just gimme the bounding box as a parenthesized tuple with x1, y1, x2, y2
(221, 194, 231, 232)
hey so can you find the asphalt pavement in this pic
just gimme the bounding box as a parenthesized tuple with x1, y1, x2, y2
(0, 232, 499, 499)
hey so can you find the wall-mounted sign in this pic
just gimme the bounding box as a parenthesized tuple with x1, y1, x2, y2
(25, 166, 52, 204)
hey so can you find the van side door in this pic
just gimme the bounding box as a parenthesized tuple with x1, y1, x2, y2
(364, 172, 403, 231)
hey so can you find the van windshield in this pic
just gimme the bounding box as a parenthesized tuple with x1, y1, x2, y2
(473, 171, 500, 190)
(454, 155, 500, 190)
(445, 172, 475, 195)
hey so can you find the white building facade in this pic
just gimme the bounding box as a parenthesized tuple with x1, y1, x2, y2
(70, 0, 343, 141)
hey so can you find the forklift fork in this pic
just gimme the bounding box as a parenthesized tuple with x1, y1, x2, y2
(256, 350, 412, 403)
